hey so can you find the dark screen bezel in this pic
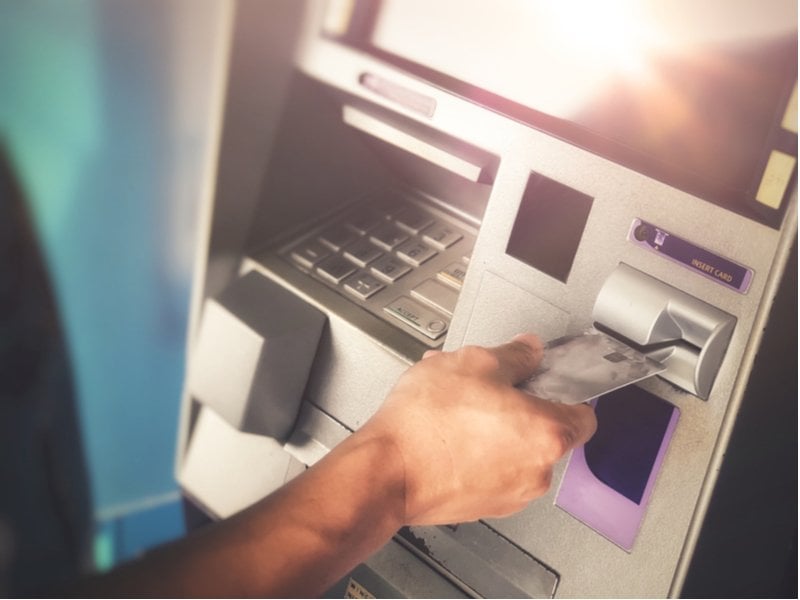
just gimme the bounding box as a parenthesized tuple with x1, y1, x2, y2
(331, 0, 797, 230)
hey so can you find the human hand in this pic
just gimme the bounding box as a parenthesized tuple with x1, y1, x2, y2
(77, 335, 594, 599)
(356, 334, 597, 526)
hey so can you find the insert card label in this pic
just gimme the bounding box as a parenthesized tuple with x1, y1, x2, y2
(628, 219, 753, 293)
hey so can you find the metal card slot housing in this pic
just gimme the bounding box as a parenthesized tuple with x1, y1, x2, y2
(592, 263, 736, 399)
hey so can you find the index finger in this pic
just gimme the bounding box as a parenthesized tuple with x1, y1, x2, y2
(486, 333, 544, 385)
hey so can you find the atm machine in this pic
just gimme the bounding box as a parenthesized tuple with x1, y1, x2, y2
(176, 1, 797, 597)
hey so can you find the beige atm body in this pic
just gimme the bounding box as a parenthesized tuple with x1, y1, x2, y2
(176, 1, 797, 597)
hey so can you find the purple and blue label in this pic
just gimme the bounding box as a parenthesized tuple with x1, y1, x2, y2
(628, 219, 753, 294)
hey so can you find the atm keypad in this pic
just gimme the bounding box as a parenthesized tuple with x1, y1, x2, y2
(281, 194, 476, 347)
(343, 271, 385, 300)
(370, 223, 410, 250)
(291, 241, 331, 268)
(371, 255, 412, 282)
(317, 255, 357, 284)
(412, 279, 458, 317)
(423, 224, 463, 250)
(394, 207, 435, 234)
(319, 225, 357, 251)
(437, 262, 467, 290)
(396, 240, 437, 266)
(343, 238, 384, 267)
(345, 210, 383, 235)
(384, 296, 449, 340)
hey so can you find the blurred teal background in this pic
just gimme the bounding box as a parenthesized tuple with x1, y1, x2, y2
(0, 0, 227, 566)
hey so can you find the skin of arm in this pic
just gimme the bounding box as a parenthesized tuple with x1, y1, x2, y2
(75, 334, 596, 598)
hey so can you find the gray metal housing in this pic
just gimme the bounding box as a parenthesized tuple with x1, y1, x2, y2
(175, 1, 797, 597)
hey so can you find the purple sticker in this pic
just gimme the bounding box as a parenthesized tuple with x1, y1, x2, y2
(556, 391, 680, 552)
(628, 219, 753, 293)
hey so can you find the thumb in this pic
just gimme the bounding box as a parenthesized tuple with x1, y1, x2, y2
(484, 333, 544, 385)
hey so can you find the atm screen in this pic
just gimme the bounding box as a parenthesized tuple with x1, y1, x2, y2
(334, 0, 797, 227)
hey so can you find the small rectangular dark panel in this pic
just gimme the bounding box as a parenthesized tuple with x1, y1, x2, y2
(506, 173, 593, 282)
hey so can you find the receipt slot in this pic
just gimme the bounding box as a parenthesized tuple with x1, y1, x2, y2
(592, 263, 736, 399)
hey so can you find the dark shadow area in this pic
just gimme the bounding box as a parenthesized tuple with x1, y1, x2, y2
(0, 141, 92, 595)
(682, 240, 797, 598)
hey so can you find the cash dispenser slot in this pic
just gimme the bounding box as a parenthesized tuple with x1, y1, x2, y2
(592, 263, 737, 399)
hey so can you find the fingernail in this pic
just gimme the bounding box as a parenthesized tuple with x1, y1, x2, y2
(512, 333, 541, 349)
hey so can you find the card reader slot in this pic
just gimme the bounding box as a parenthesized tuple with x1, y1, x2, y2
(592, 322, 693, 355)
(592, 322, 704, 396)
(592, 263, 736, 398)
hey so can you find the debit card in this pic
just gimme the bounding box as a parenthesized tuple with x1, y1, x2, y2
(521, 330, 665, 404)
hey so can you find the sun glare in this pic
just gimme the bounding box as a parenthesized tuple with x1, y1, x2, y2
(542, 0, 661, 81)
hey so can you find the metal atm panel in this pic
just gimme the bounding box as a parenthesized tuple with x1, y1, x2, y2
(175, 1, 797, 597)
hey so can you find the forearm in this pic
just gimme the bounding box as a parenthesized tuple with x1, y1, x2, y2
(77, 431, 405, 598)
(251, 431, 406, 596)
(73, 334, 595, 597)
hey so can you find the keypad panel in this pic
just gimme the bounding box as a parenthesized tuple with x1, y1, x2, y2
(280, 193, 475, 346)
